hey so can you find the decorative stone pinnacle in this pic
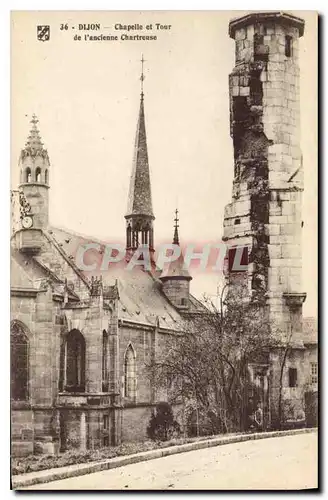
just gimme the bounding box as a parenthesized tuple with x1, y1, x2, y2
(21, 114, 49, 161)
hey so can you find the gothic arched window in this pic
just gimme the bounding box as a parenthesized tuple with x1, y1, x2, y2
(124, 344, 136, 399)
(65, 330, 85, 392)
(25, 167, 31, 183)
(45, 169, 48, 184)
(102, 330, 109, 392)
(35, 167, 41, 182)
(11, 321, 29, 401)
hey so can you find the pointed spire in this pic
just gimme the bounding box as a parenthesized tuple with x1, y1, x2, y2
(21, 114, 49, 161)
(173, 209, 180, 245)
(25, 114, 44, 150)
(126, 58, 154, 218)
(160, 212, 192, 281)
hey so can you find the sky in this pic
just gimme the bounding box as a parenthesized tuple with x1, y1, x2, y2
(11, 11, 317, 316)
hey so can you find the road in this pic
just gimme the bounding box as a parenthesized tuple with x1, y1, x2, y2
(26, 432, 317, 490)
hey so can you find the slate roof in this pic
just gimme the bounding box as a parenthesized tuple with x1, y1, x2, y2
(47, 226, 205, 329)
(11, 255, 37, 289)
(126, 94, 154, 218)
(11, 247, 81, 302)
(160, 252, 192, 281)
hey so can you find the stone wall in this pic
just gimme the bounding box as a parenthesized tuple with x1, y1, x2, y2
(11, 407, 34, 457)
(118, 325, 154, 403)
(121, 405, 154, 442)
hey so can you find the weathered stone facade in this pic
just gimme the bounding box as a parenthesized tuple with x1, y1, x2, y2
(11, 13, 318, 457)
(223, 12, 317, 427)
(11, 95, 204, 457)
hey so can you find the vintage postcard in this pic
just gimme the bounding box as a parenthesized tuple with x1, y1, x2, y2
(11, 10, 318, 490)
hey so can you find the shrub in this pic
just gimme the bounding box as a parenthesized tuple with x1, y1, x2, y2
(185, 404, 225, 437)
(147, 402, 180, 441)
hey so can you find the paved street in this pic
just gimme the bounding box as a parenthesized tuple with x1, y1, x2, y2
(26, 432, 317, 490)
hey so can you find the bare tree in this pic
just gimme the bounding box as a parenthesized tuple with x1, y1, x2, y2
(147, 284, 275, 435)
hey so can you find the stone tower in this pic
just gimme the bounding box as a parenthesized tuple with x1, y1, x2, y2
(223, 12, 308, 426)
(223, 12, 306, 340)
(160, 210, 192, 310)
(125, 71, 155, 257)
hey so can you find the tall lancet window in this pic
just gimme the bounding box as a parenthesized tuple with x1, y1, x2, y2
(102, 330, 109, 392)
(11, 321, 29, 401)
(124, 344, 136, 399)
(65, 330, 86, 392)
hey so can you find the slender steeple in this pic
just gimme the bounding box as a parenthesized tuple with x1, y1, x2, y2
(125, 56, 155, 253)
(160, 210, 192, 310)
(173, 208, 179, 245)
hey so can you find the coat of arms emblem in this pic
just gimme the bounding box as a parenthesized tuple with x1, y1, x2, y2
(37, 25, 50, 42)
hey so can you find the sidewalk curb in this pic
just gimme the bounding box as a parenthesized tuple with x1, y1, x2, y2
(12, 427, 317, 489)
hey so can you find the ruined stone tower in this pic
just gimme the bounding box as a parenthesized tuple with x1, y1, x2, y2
(223, 12, 307, 424)
(224, 12, 306, 334)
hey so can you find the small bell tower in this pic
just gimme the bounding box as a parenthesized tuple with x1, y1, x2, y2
(14, 115, 50, 253)
(160, 210, 192, 310)
(19, 114, 50, 230)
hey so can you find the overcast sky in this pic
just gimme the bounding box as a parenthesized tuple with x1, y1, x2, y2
(11, 11, 317, 316)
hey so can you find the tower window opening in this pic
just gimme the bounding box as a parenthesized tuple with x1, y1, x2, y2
(250, 77, 263, 106)
(235, 218, 241, 225)
(288, 367, 297, 388)
(35, 167, 41, 182)
(285, 35, 293, 57)
(25, 168, 31, 183)
(45, 169, 48, 184)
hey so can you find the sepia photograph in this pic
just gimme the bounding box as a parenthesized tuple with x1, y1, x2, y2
(10, 9, 318, 490)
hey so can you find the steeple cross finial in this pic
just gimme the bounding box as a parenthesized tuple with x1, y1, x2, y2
(173, 208, 180, 245)
(140, 54, 146, 97)
(174, 208, 179, 228)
